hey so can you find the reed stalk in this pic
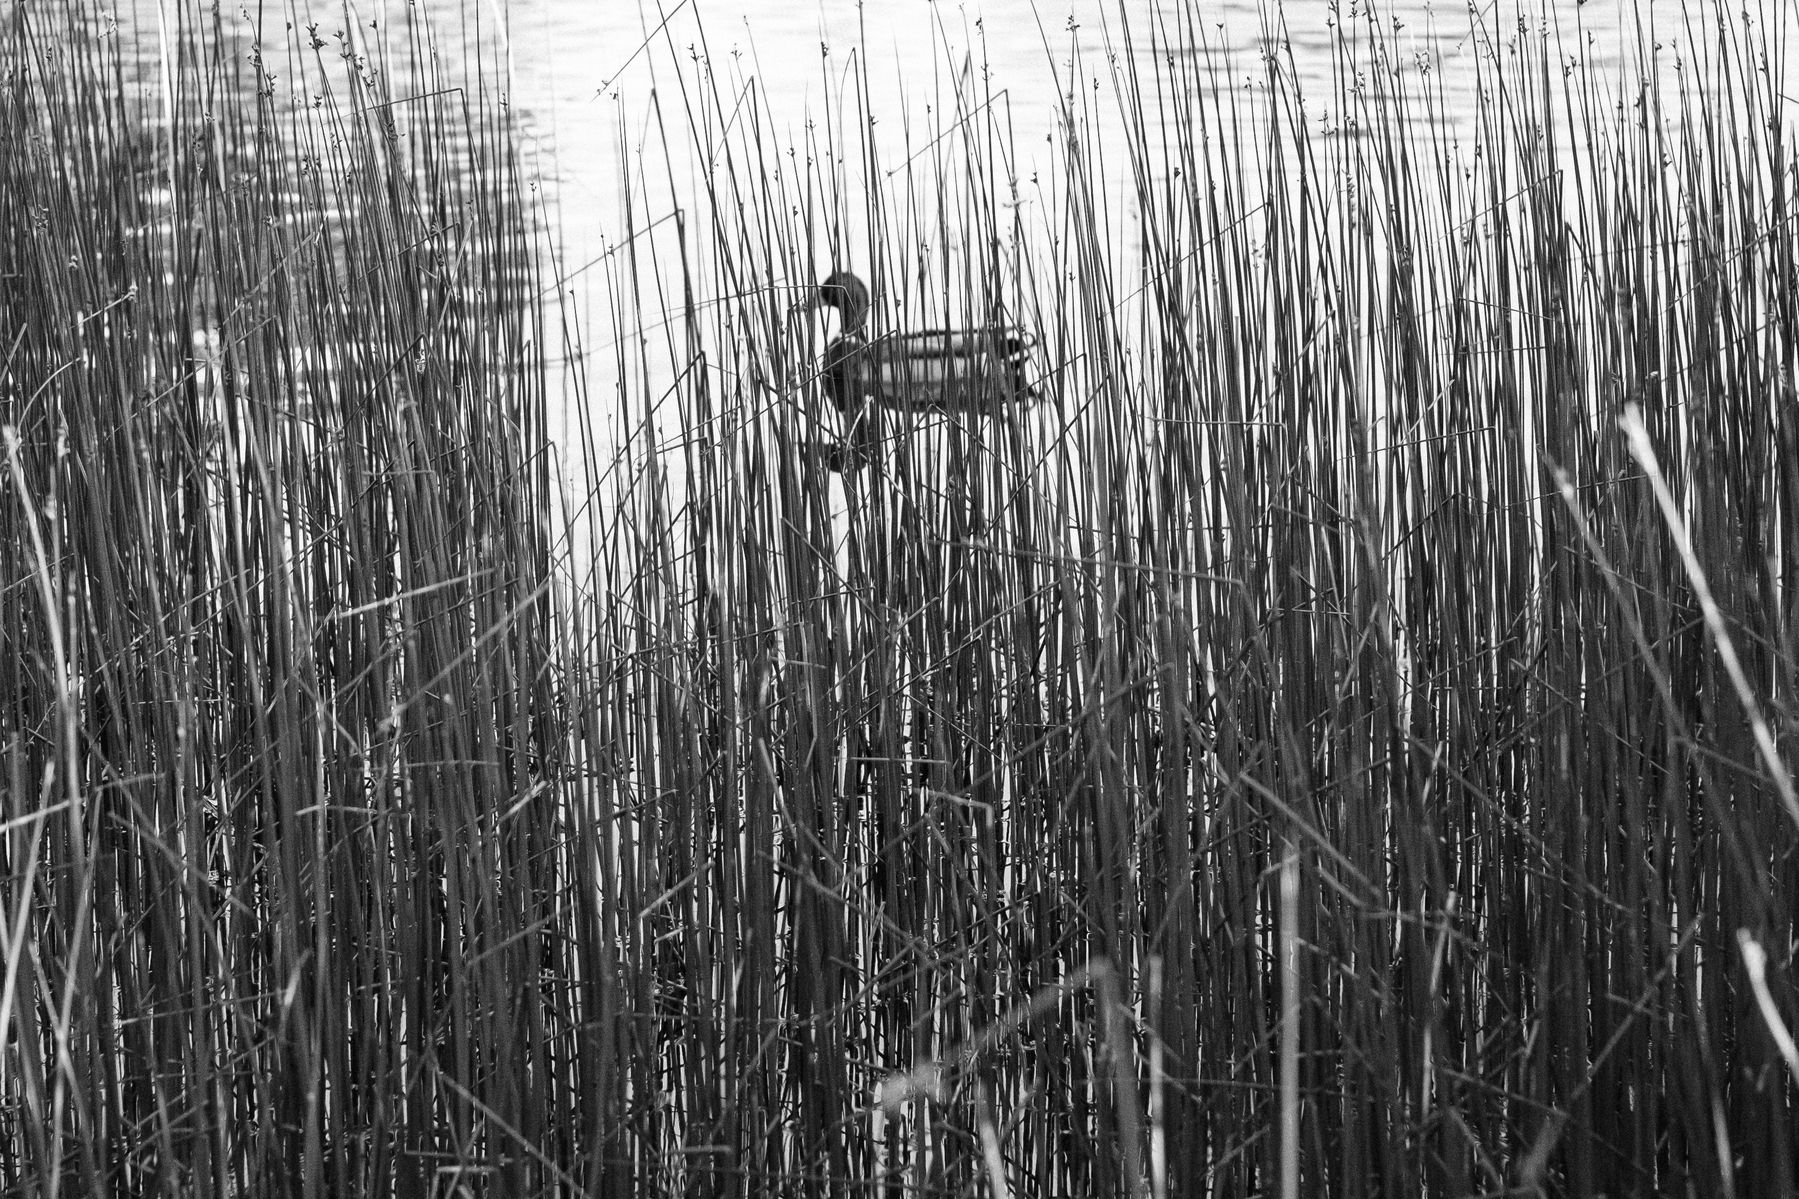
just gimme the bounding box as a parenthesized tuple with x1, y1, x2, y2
(3, 0, 1796, 1195)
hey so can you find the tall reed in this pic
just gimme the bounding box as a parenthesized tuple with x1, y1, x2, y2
(584, 1, 1799, 1194)
(3, 0, 1797, 1196)
(2, 3, 574, 1194)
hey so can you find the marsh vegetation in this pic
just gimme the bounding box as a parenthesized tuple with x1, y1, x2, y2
(2, 1, 1797, 1195)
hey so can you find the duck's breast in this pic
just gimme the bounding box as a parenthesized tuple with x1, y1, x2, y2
(821, 333, 870, 412)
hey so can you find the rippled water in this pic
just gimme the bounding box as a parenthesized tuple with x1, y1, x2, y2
(84, 0, 1780, 474)
(481, 0, 1738, 465)
(91, 0, 1739, 298)
(502, 0, 1684, 263)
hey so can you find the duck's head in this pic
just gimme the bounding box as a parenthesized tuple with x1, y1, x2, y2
(796, 269, 871, 333)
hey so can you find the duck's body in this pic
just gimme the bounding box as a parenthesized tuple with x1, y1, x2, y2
(798, 271, 1037, 469)
(821, 328, 1038, 415)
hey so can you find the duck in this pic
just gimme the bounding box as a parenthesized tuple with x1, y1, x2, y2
(793, 269, 1038, 471)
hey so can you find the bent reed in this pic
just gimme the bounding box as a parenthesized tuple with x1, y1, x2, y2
(3, 1, 1797, 1196)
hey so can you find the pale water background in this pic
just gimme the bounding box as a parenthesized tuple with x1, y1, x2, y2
(507, 0, 1660, 265)
(96, 0, 1790, 496)
(482, 0, 1727, 481)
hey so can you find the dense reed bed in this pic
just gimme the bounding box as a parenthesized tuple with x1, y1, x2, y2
(4, 0, 1798, 1195)
(0, 3, 565, 1194)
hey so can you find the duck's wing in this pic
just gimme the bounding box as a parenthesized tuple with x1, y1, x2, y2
(870, 327, 1040, 413)
(887, 328, 1038, 357)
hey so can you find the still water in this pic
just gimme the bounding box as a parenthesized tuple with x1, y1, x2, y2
(91, 0, 1769, 484)
(481, 0, 1704, 465)
(503, 0, 1661, 264)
